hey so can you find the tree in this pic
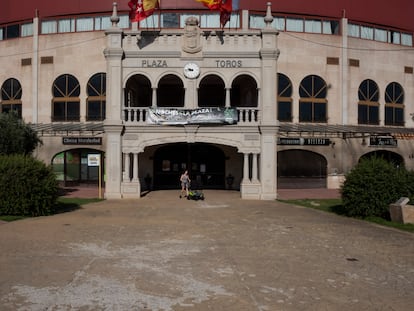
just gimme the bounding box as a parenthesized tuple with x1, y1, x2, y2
(0, 112, 42, 155)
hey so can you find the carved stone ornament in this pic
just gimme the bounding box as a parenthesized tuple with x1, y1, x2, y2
(182, 16, 202, 54)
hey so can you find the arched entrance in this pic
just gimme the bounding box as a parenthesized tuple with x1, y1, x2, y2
(52, 149, 104, 186)
(153, 143, 226, 189)
(360, 150, 404, 166)
(277, 150, 327, 188)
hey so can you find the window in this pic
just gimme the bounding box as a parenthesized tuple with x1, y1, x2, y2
(59, 19, 75, 33)
(157, 74, 184, 107)
(305, 20, 322, 33)
(358, 79, 379, 125)
(299, 75, 327, 122)
(87, 73, 106, 121)
(125, 74, 152, 107)
(41, 20, 57, 34)
(385, 82, 404, 126)
(198, 75, 225, 107)
(161, 13, 180, 28)
(52, 74, 80, 121)
(230, 75, 258, 107)
(21, 23, 33, 37)
(1, 78, 22, 117)
(76, 17, 94, 32)
(286, 18, 304, 32)
(277, 73, 292, 122)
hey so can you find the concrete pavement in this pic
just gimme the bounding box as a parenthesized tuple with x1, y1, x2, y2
(0, 190, 413, 310)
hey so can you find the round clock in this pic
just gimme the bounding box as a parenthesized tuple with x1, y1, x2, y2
(183, 62, 200, 79)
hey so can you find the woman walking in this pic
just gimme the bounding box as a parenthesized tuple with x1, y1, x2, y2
(180, 170, 191, 198)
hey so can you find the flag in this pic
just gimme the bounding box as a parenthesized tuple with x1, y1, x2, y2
(196, 0, 239, 28)
(129, 0, 159, 22)
(196, 0, 222, 10)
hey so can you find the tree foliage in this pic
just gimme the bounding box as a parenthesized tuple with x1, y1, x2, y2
(0, 155, 59, 216)
(341, 156, 414, 219)
(0, 112, 42, 155)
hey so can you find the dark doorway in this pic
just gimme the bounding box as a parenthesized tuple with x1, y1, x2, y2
(153, 143, 225, 189)
(278, 150, 327, 188)
(360, 150, 404, 166)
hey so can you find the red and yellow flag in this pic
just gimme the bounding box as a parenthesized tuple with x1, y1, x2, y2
(196, 0, 239, 28)
(129, 0, 160, 22)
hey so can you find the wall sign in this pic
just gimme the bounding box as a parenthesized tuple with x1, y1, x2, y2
(62, 137, 102, 145)
(278, 137, 331, 146)
(369, 136, 397, 147)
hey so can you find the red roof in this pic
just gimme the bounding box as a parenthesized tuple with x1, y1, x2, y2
(1, 0, 413, 32)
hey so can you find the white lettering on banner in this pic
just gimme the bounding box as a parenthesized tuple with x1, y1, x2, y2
(215, 60, 242, 68)
(142, 60, 168, 68)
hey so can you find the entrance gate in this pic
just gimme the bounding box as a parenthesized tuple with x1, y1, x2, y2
(153, 143, 225, 189)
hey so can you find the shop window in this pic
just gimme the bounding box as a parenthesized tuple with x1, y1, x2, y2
(385, 82, 404, 126)
(52, 74, 80, 121)
(198, 75, 225, 107)
(358, 79, 379, 125)
(87, 73, 106, 121)
(277, 73, 292, 122)
(1, 78, 22, 117)
(299, 75, 327, 122)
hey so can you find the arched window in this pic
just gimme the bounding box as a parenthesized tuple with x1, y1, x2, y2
(125, 74, 152, 107)
(277, 73, 292, 122)
(52, 74, 80, 121)
(230, 75, 258, 107)
(299, 75, 327, 122)
(358, 79, 379, 125)
(1, 78, 22, 118)
(198, 75, 225, 107)
(385, 82, 404, 126)
(87, 73, 106, 121)
(157, 74, 184, 107)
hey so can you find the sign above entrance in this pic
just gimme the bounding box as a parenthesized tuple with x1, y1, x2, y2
(62, 137, 102, 145)
(147, 107, 238, 125)
(277, 137, 331, 146)
(369, 136, 398, 147)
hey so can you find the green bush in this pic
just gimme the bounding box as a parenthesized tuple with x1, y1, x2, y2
(0, 155, 59, 216)
(341, 157, 414, 219)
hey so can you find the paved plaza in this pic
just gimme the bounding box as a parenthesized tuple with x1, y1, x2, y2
(0, 190, 413, 310)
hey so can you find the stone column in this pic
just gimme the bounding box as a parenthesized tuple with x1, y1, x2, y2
(252, 153, 259, 182)
(132, 153, 139, 182)
(242, 153, 250, 183)
(124, 153, 130, 182)
(152, 87, 157, 107)
(258, 3, 279, 200)
(225, 88, 231, 107)
(103, 3, 124, 199)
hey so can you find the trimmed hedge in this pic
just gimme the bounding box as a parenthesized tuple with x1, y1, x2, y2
(0, 155, 59, 216)
(341, 157, 414, 219)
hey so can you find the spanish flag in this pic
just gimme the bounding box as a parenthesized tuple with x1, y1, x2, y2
(129, 0, 160, 22)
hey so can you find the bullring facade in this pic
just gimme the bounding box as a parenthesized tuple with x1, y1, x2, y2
(0, 1, 413, 199)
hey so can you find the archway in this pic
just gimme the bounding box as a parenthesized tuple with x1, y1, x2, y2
(153, 143, 226, 189)
(278, 150, 327, 188)
(360, 150, 404, 166)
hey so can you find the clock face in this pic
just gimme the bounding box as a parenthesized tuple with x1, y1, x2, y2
(183, 62, 200, 79)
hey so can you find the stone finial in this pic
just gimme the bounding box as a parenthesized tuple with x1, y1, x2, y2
(264, 2, 274, 27)
(111, 2, 120, 27)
